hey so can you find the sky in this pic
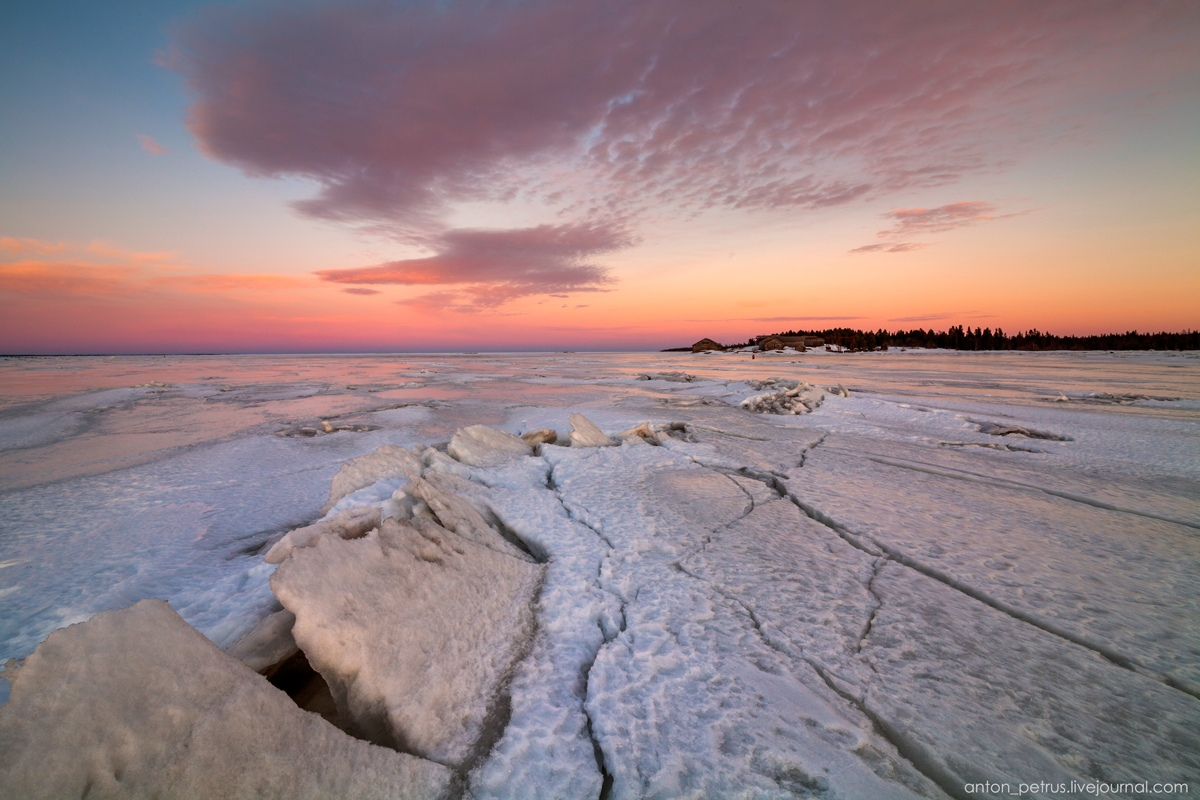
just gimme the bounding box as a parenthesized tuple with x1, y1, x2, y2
(1, 0, 1198, 353)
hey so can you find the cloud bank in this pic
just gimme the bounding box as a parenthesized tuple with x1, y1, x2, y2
(169, 0, 1198, 303)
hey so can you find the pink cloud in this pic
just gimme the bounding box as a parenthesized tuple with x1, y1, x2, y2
(342, 287, 381, 296)
(849, 242, 929, 254)
(0, 237, 68, 256)
(173, 2, 1194, 225)
(850, 201, 1021, 253)
(317, 222, 628, 308)
(0, 262, 137, 296)
(880, 202, 1013, 236)
(170, 1, 1198, 289)
(0, 260, 307, 298)
(136, 134, 169, 155)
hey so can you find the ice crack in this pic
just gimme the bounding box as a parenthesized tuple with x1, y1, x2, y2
(671, 552, 961, 800)
(797, 433, 829, 470)
(856, 556, 888, 664)
(579, 636, 615, 800)
(782, 490, 1200, 702)
(866, 455, 1200, 531)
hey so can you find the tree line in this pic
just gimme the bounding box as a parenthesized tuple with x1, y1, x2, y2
(722, 326, 1200, 352)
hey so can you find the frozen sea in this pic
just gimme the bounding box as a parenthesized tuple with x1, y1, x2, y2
(0, 349, 1198, 798)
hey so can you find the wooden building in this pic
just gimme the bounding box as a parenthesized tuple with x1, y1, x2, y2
(692, 338, 725, 353)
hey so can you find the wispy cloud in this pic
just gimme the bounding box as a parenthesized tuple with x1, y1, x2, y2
(888, 312, 962, 323)
(880, 202, 1015, 236)
(848, 242, 928, 254)
(342, 287, 380, 296)
(0, 262, 137, 296)
(0, 237, 68, 256)
(0, 237, 174, 262)
(684, 316, 865, 323)
(0, 240, 309, 299)
(136, 134, 169, 155)
(888, 311, 998, 323)
(851, 201, 1021, 253)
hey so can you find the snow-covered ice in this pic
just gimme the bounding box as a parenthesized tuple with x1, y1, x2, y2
(1, 350, 1198, 797)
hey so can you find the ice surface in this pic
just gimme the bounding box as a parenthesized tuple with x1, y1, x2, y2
(860, 564, 1200, 793)
(1, 351, 1197, 798)
(0, 600, 452, 799)
(537, 441, 942, 798)
(790, 433, 1200, 694)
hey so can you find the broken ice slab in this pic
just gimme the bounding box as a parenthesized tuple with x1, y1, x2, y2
(568, 412, 617, 447)
(0, 600, 452, 799)
(519, 427, 558, 446)
(226, 608, 298, 673)
(270, 516, 543, 768)
(323, 443, 423, 513)
(265, 505, 382, 564)
(448, 424, 533, 467)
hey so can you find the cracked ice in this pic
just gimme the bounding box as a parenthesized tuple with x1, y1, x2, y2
(0, 351, 1198, 799)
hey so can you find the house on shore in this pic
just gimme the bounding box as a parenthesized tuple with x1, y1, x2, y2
(756, 335, 824, 351)
(692, 338, 726, 353)
(758, 336, 786, 351)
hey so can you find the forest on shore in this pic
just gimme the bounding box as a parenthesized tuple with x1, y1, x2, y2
(672, 327, 1200, 352)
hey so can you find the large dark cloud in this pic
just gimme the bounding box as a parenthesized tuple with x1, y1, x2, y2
(170, 0, 1198, 300)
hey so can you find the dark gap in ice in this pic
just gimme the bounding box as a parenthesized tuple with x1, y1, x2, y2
(797, 433, 829, 470)
(732, 467, 789, 500)
(488, 514, 547, 564)
(577, 621, 615, 800)
(224, 520, 312, 559)
(975, 421, 1071, 441)
(856, 557, 888, 662)
(938, 441, 1045, 453)
(263, 650, 342, 729)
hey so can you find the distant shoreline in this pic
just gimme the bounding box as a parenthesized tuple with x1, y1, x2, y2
(670, 326, 1200, 353)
